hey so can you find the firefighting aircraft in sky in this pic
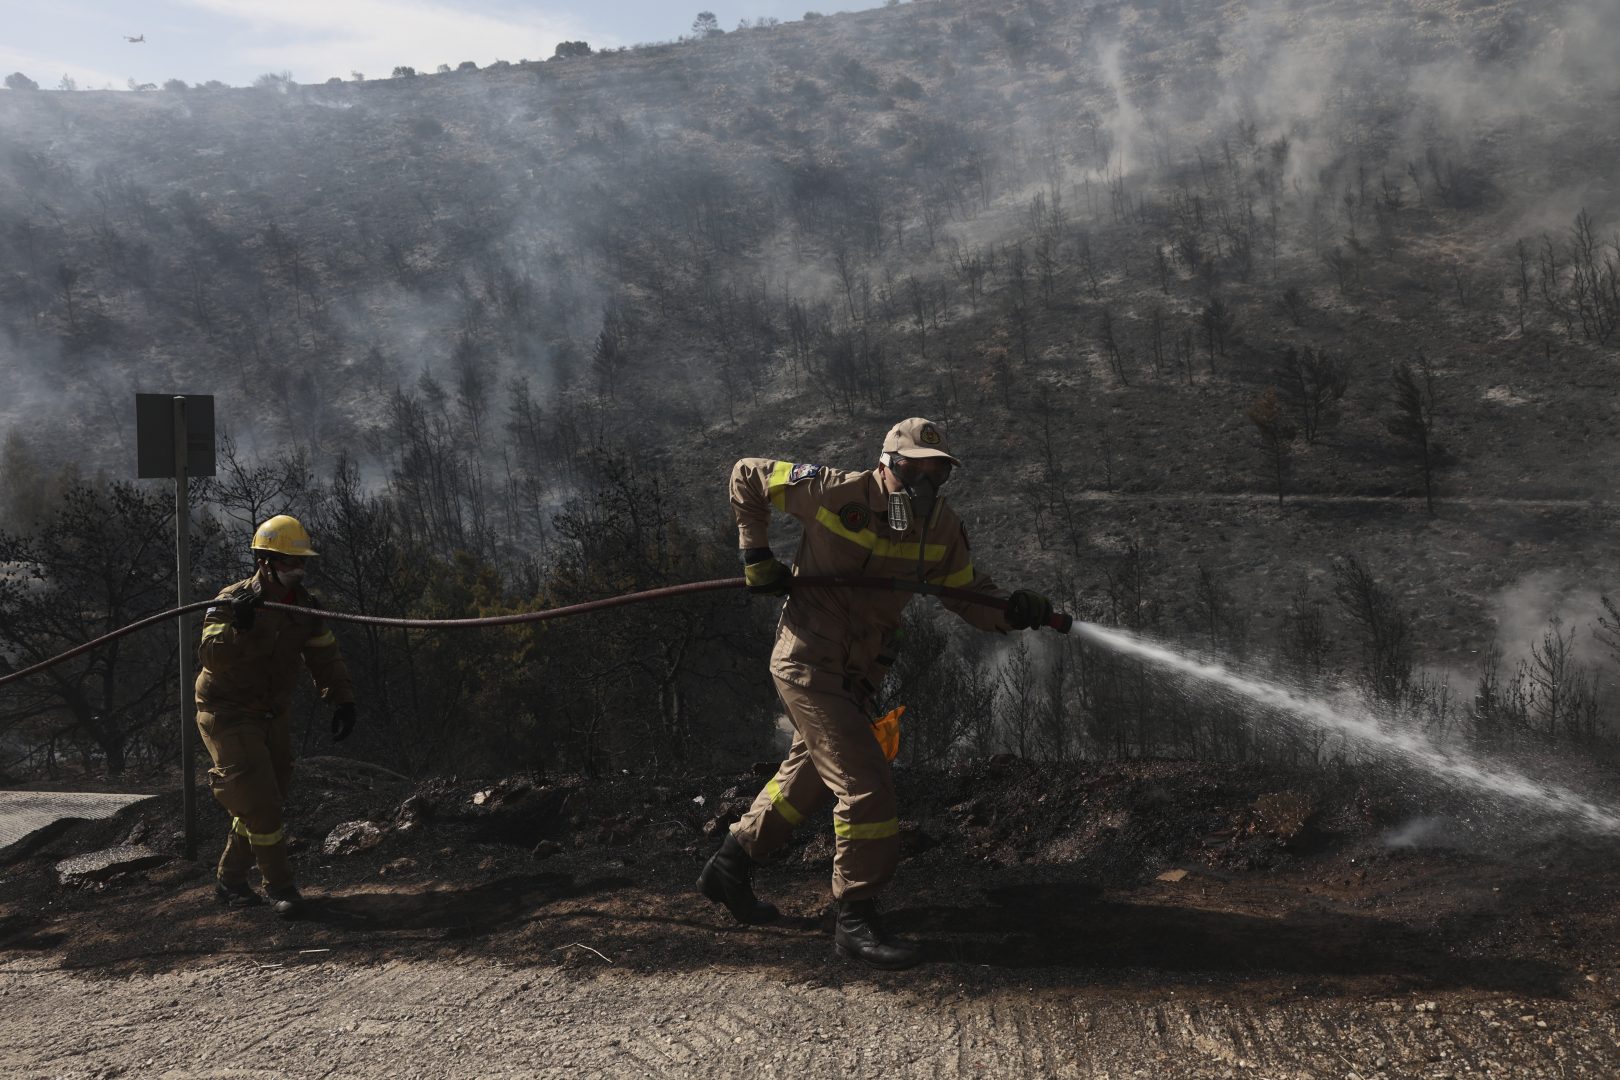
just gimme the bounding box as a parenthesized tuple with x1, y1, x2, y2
(124, 34, 145, 43)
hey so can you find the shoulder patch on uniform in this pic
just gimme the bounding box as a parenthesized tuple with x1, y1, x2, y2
(788, 462, 821, 483)
(839, 502, 871, 531)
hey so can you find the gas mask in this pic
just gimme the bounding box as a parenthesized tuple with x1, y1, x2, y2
(884, 454, 949, 533)
(267, 561, 307, 590)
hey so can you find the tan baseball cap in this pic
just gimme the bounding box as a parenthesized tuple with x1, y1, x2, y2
(882, 417, 961, 465)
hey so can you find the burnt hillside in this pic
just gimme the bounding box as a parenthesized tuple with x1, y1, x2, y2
(2, 0, 1619, 777)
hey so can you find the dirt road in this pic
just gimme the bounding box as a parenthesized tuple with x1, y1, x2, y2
(6, 938, 1619, 1078)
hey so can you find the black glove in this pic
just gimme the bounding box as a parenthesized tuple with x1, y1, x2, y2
(331, 702, 357, 742)
(229, 589, 264, 631)
(1006, 589, 1054, 631)
(742, 548, 791, 597)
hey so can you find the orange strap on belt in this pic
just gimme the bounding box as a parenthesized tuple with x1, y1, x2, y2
(871, 705, 904, 762)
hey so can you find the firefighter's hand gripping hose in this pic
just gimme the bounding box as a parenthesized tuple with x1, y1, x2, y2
(0, 576, 1074, 689)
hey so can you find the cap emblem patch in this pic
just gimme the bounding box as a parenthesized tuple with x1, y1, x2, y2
(919, 424, 942, 445)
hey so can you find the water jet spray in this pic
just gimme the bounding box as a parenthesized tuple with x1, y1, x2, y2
(1066, 620, 1620, 837)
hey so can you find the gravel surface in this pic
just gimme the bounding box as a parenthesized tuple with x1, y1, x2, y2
(6, 951, 1619, 1078)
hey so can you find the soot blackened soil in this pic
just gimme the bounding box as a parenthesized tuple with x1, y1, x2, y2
(5, 754, 1619, 1006)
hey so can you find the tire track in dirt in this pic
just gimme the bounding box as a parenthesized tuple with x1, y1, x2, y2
(6, 955, 1620, 1078)
(611, 971, 760, 1072)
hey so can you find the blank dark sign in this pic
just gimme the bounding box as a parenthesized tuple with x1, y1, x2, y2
(135, 394, 216, 478)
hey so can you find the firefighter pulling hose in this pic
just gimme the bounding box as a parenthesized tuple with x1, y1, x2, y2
(191, 515, 353, 916)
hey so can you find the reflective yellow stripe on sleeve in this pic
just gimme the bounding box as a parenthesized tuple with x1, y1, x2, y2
(768, 460, 795, 510)
(200, 622, 231, 643)
(230, 817, 285, 847)
(304, 631, 336, 648)
(833, 816, 900, 841)
(765, 777, 805, 825)
(812, 506, 947, 562)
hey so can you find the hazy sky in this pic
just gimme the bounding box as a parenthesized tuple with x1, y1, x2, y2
(1, 0, 882, 89)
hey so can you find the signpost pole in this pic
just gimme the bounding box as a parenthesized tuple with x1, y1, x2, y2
(137, 392, 213, 863)
(173, 396, 197, 861)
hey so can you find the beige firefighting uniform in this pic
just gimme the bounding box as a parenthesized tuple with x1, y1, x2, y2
(195, 569, 354, 887)
(729, 458, 1010, 900)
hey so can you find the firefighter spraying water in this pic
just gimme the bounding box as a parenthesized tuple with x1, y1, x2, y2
(698, 418, 1061, 969)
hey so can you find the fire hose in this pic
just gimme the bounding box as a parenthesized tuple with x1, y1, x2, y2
(0, 576, 1074, 690)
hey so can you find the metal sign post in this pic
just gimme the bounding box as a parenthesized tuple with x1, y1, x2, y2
(136, 394, 215, 862)
(173, 398, 194, 861)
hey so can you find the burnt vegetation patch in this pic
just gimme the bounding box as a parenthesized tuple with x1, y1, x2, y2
(1, 755, 1610, 1000)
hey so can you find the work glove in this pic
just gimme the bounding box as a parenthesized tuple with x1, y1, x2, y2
(1006, 589, 1054, 631)
(229, 588, 264, 631)
(331, 702, 357, 743)
(742, 548, 791, 597)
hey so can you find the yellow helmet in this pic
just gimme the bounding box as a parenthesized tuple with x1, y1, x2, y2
(252, 515, 318, 558)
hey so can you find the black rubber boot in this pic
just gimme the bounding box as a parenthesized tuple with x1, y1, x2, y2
(214, 878, 263, 909)
(834, 898, 921, 970)
(696, 833, 779, 925)
(265, 883, 305, 919)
